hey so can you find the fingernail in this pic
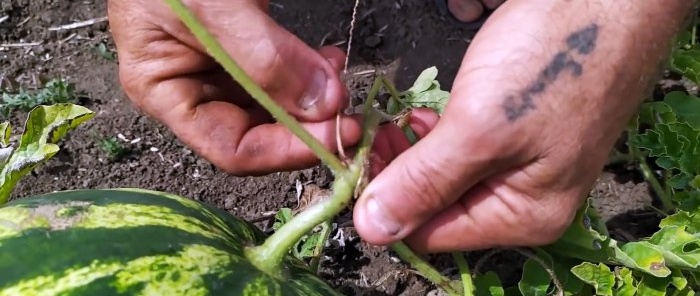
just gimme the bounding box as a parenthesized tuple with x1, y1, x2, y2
(300, 70, 327, 110)
(364, 197, 402, 236)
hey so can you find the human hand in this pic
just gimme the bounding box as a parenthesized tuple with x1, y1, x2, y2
(107, 0, 362, 176)
(354, 0, 690, 253)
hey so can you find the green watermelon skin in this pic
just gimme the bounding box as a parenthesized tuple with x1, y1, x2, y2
(0, 189, 340, 296)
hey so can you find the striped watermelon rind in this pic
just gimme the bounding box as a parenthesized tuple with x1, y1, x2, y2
(0, 188, 341, 295)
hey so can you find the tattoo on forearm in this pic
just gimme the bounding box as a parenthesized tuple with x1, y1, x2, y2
(502, 23, 600, 122)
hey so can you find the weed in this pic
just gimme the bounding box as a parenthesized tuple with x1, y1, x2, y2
(98, 137, 129, 161)
(0, 79, 77, 117)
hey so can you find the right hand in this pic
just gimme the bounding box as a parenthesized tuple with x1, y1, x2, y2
(108, 0, 362, 176)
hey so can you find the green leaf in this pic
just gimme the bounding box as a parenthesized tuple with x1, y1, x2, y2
(404, 89, 450, 114)
(660, 211, 700, 237)
(518, 257, 553, 296)
(614, 267, 637, 296)
(403, 66, 439, 95)
(571, 262, 615, 295)
(665, 91, 700, 130)
(298, 232, 320, 258)
(672, 45, 700, 84)
(636, 272, 672, 296)
(273, 208, 293, 231)
(474, 271, 505, 296)
(671, 288, 696, 296)
(615, 241, 671, 277)
(398, 66, 451, 115)
(0, 103, 94, 203)
(670, 268, 688, 291)
(516, 251, 585, 296)
(646, 225, 700, 270)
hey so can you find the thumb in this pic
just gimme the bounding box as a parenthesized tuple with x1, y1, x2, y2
(163, 0, 348, 121)
(353, 104, 512, 246)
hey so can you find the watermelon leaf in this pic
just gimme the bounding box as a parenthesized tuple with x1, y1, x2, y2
(0, 103, 94, 204)
(474, 271, 505, 296)
(395, 66, 451, 115)
(671, 44, 700, 84)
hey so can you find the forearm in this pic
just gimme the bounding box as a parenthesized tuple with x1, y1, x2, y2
(449, 0, 693, 148)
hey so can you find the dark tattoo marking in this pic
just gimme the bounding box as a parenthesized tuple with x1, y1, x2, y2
(503, 24, 600, 122)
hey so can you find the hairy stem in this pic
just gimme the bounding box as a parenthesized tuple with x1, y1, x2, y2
(627, 128, 674, 212)
(374, 76, 464, 295)
(391, 242, 462, 296)
(162, 0, 346, 173)
(246, 167, 360, 276)
(451, 252, 475, 296)
(247, 82, 381, 276)
(517, 248, 564, 296)
(309, 220, 333, 274)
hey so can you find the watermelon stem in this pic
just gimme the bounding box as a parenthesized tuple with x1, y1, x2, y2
(245, 162, 363, 276)
(247, 87, 381, 275)
(162, 0, 347, 174)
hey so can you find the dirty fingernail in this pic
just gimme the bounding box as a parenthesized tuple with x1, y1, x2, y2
(364, 197, 402, 237)
(300, 70, 327, 110)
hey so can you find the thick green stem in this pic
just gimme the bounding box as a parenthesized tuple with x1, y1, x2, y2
(375, 76, 464, 295)
(246, 86, 381, 275)
(246, 167, 360, 276)
(638, 156, 674, 212)
(162, 0, 346, 173)
(451, 252, 475, 296)
(391, 242, 462, 296)
(309, 220, 333, 274)
(380, 76, 404, 105)
(627, 129, 674, 212)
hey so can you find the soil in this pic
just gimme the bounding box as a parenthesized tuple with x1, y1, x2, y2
(0, 0, 676, 295)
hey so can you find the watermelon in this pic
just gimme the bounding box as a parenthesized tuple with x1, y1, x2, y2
(0, 188, 340, 295)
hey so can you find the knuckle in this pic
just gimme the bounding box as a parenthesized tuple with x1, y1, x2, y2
(245, 39, 284, 90)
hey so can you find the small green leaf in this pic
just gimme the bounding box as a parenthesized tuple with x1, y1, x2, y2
(404, 89, 450, 114)
(571, 262, 614, 295)
(614, 267, 637, 296)
(671, 288, 696, 296)
(518, 257, 553, 296)
(636, 272, 672, 296)
(670, 268, 688, 291)
(664, 91, 700, 130)
(672, 45, 700, 84)
(474, 271, 504, 296)
(403, 66, 439, 95)
(273, 208, 293, 231)
(298, 232, 320, 258)
(0, 103, 94, 203)
(660, 211, 700, 236)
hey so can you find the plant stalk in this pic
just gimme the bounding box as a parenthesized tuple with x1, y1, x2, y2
(247, 98, 381, 275)
(309, 219, 333, 274)
(246, 167, 360, 276)
(391, 242, 462, 296)
(162, 0, 346, 173)
(451, 252, 475, 296)
(627, 130, 674, 212)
